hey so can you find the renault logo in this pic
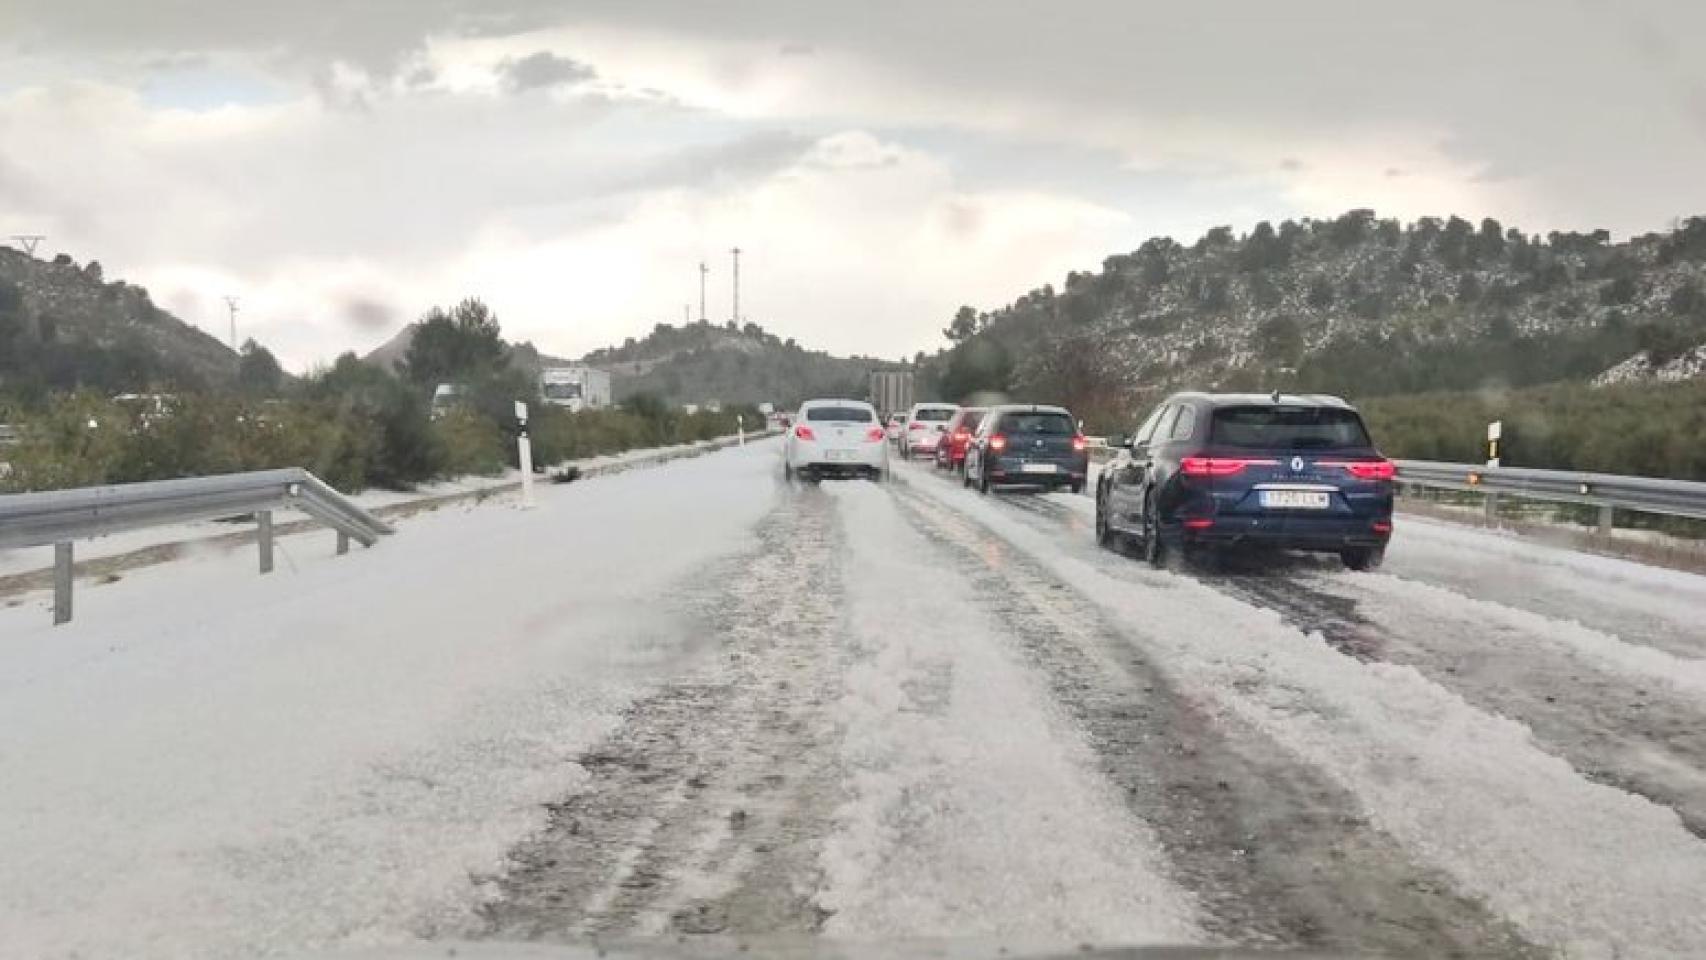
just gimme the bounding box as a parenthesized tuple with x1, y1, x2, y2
(1290, 456, 1305, 473)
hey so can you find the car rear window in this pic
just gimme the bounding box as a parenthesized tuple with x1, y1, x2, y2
(806, 406, 874, 423)
(912, 407, 956, 422)
(1001, 412, 1075, 436)
(1210, 406, 1371, 449)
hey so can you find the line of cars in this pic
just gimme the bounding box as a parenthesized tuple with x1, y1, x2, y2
(787, 390, 1395, 570)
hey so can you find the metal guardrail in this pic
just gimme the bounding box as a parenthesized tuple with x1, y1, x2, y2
(1393, 459, 1706, 530)
(0, 468, 394, 624)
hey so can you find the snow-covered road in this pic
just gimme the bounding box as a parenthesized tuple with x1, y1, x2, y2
(3, 438, 1705, 959)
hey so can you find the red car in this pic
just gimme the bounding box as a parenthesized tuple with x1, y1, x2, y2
(933, 407, 988, 472)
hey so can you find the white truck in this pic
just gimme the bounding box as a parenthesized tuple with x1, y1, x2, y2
(540, 366, 612, 412)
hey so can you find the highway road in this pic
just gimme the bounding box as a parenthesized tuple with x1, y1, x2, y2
(3, 438, 1705, 959)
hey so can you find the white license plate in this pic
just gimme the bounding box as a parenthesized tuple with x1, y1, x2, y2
(825, 449, 852, 462)
(1260, 490, 1330, 509)
(1020, 463, 1059, 474)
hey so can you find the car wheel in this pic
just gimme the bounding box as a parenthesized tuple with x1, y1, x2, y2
(1095, 486, 1117, 549)
(1141, 491, 1167, 568)
(1341, 546, 1384, 571)
(979, 468, 991, 495)
(783, 461, 793, 483)
(962, 462, 973, 488)
(1070, 478, 1085, 495)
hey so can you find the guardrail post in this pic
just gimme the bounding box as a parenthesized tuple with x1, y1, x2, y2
(1483, 491, 1499, 524)
(337, 531, 350, 556)
(257, 510, 274, 574)
(1597, 503, 1614, 536)
(53, 542, 73, 625)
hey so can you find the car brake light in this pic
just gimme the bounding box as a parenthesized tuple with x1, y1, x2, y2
(954, 429, 969, 441)
(794, 424, 816, 441)
(1320, 459, 1396, 481)
(1372, 520, 1393, 534)
(865, 427, 885, 442)
(988, 434, 1008, 452)
(1183, 518, 1215, 530)
(1180, 456, 1279, 476)
(1071, 435, 1087, 453)
(908, 422, 925, 431)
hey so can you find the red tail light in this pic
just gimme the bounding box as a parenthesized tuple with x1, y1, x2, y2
(1321, 459, 1396, 481)
(1180, 456, 1279, 477)
(988, 434, 1008, 452)
(954, 429, 969, 441)
(1071, 435, 1087, 453)
(1372, 520, 1393, 534)
(908, 423, 925, 431)
(865, 426, 885, 442)
(794, 424, 816, 441)
(1183, 518, 1216, 530)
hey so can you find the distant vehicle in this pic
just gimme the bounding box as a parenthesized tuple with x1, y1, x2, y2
(933, 407, 988, 473)
(540, 365, 612, 412)
(1095, 392, 1394, 570)
(430, 383, 467, 419)
(869, 370, 915, 420)
(757, 401, 775, 416)
(899, 402, 959, 459)
(964, 404, 1088, 495)
(783, 399, 889, 483)
(885, 413, 905, 443)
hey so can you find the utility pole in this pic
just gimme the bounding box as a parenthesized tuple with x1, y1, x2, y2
(731, 246, 741, 325)
(12, 235, 44, 257)
(698, 262, 709, 322)
(224, 296, 241, 351)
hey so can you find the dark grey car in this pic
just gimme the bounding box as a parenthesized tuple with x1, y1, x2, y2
(963, 404, 1089, 495)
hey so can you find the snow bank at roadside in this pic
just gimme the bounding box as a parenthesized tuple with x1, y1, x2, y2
(0, 443, 779, 960)
(817, 481, 1203, 944)
(903, 475, 1706, 958)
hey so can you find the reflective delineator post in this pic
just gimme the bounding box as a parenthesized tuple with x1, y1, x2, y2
(738, 415, 745, 447)
(515, 400, 536, 510)
(53, 542, 73, 625)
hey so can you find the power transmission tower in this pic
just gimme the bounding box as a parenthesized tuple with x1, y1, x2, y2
(698, 262, 709, 322)
(12, 235, 44, 257)
(731, 246, 741, 324)
(224, 296, 241, 351)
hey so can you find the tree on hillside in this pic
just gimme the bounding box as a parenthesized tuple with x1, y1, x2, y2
(944, 305, 979, 342)
(400, 298, 507, 387)
(237, 339, 285, 396)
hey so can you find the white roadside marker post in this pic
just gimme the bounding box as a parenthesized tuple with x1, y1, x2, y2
(516, 400, 536, 510)
(738, 415, 745, 447)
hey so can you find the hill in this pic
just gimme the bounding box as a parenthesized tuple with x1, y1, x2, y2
(0, 247, 238, 394)
(926, 211, 1706, 427)
(584, 319, 903, 407)
(362, 322, 574, 379)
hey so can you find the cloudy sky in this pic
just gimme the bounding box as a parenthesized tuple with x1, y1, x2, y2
(3, 1, 1706, 371)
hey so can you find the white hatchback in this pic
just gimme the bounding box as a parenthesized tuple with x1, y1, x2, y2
(784, 399, 891, 482)
(900, 402, 960, 459)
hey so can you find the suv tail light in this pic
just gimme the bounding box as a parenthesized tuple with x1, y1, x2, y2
(1180, 456, 1279, 476)
(988, 434, 1008, 452)
(794, 424, 816, 441)
(954, 429, 969, 442)
(1071, 435, 1087, 453)
(908, 422, 925, 431)
(864, 426, 885, 442)
(1321, 459, 1396, 481)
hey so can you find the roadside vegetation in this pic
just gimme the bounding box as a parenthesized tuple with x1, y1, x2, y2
(0, 298, 757, 494)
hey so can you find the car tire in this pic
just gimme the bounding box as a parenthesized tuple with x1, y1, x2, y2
(1070, 478, 1085, 495)
(1095, 486, 1117, 549)
(783, 461, 793, 483)
(1341, 546, 1384, 571)
(979, 469, 991, 495)
(962, 463, 973, 488)
(1141, 491, 1167, 568)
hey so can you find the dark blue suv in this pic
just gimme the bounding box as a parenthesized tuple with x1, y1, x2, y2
(963, 404, 1090, 495)
(1095, 393, 1394, 569)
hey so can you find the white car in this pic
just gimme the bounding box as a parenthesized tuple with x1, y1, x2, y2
(784, 399, 891, 482)
(899, 402, 960, 459)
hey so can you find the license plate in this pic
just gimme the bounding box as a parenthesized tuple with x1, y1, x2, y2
(825, 449, 852, 462)
(1260, 490, 1330, 509)
(1020, 463, 1058, 474)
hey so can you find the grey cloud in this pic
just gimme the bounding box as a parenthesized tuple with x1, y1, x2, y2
(498, 51, 595, 92)
(341, 296, 396, 333)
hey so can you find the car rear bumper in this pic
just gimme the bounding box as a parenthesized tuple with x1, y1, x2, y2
(1176, 515, 1390, 551)
(988, 457, 1088, 483)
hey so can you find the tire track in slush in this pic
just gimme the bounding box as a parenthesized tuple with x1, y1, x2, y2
(883, 478, 1545, 957)
(944, 466, 1706, 841)
(479, 487, 849, 939)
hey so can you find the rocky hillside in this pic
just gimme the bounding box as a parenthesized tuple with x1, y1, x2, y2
(929, 211, 1706, 425)
(0, 247, 237, 393)
(585, 320, 903, 407)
